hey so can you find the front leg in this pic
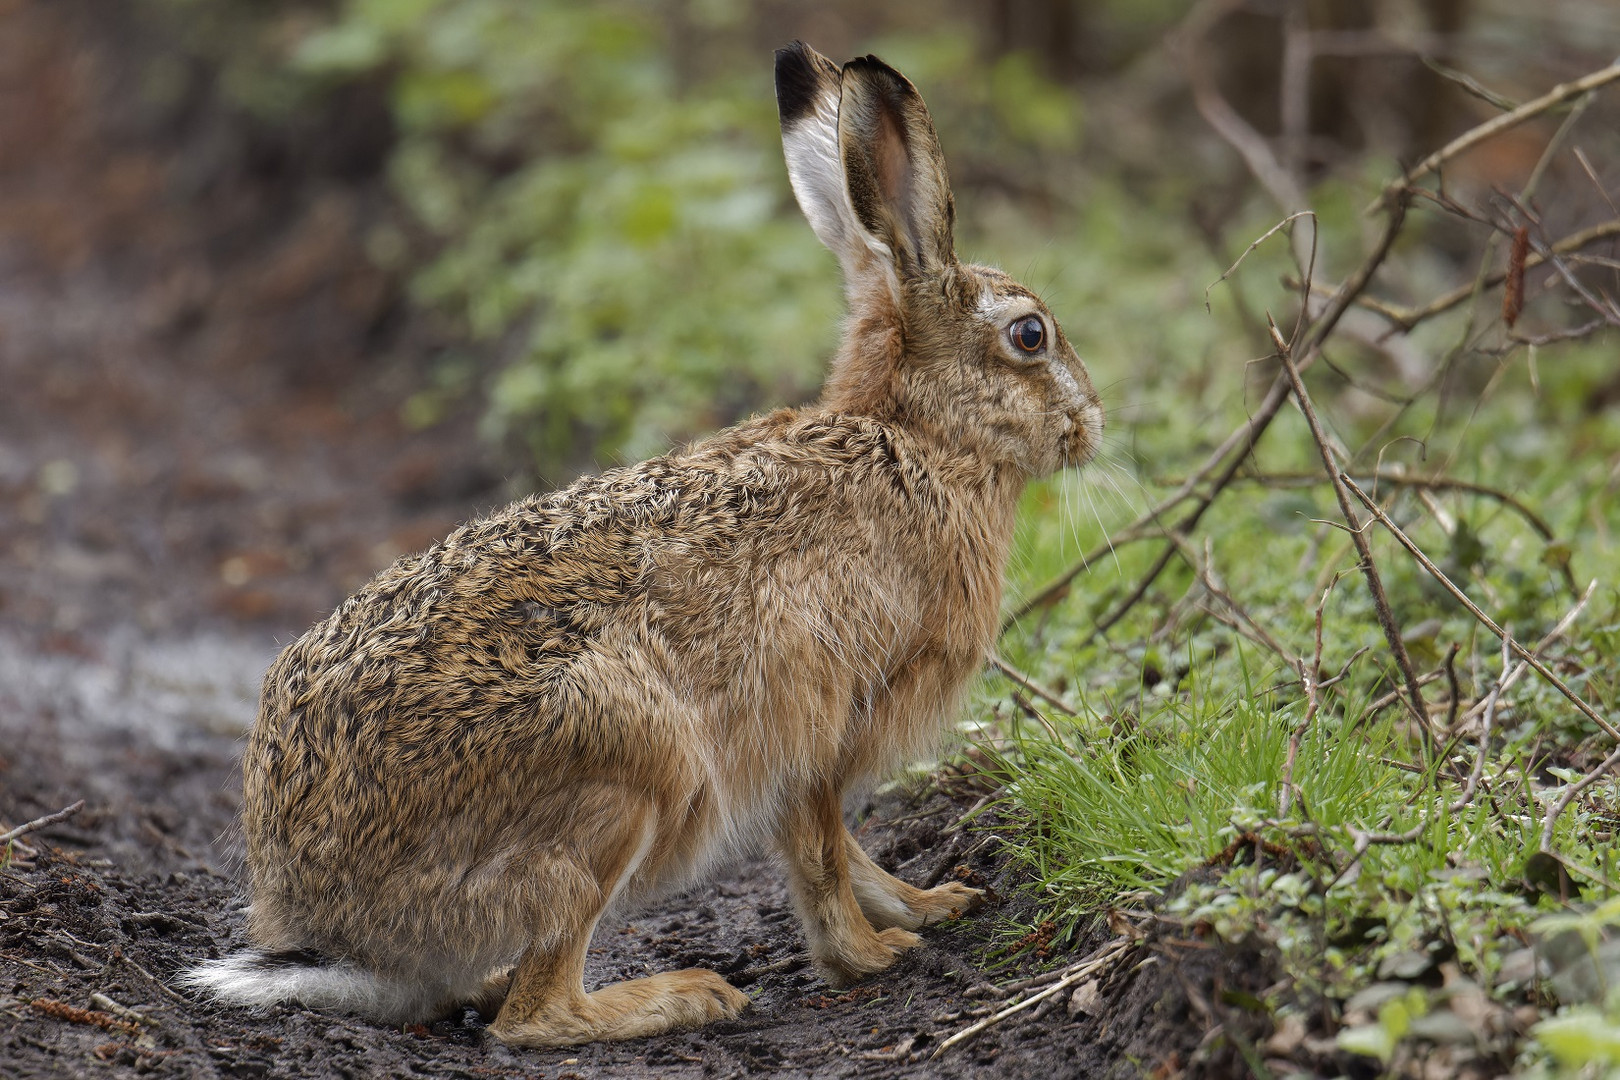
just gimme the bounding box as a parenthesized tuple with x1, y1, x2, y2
(777, 779, 920, 988)
(845, 831, 986, 931)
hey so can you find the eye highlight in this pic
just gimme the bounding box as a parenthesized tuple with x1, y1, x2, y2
(1009, 315, 1045, 354)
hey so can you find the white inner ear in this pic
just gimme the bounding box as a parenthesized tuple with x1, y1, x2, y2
(782, 88, 860, 268)
(784, 87, 899, 304)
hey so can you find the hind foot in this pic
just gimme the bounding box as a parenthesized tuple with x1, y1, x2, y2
(490, 969, 748, 1047)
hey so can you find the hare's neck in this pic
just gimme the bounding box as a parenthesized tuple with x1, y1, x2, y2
(945, 455, 1025, 544)
(923, 452, 1026, 646)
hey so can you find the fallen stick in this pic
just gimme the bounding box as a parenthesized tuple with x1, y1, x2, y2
(0, 801, 86, 847)
(29, 998, 140, 1038)
(932, 938, 1134, 1059)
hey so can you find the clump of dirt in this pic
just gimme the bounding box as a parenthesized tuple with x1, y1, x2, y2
(0, 4, 1285, 1077)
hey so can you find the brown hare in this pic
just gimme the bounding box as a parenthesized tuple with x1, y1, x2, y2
(184, 41, 1103, 1047)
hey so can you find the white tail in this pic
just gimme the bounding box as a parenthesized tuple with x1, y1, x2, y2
(180, 953, 443, 1024)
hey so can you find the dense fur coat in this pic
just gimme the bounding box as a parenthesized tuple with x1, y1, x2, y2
(186, 43, 1103, 1046)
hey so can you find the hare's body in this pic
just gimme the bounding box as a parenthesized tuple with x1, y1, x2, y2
(188, 43, 1102, 1046)
(239, 413, 1014, 1013)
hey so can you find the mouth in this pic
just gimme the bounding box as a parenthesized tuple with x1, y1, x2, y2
(1063, 401, 1104, 466)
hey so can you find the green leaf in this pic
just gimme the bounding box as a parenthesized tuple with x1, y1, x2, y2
(1336, 1023, 1397, 1063)
(1533, 1009, 1620, 1066)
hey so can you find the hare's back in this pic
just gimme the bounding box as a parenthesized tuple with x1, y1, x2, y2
(244, 412, 916, 793)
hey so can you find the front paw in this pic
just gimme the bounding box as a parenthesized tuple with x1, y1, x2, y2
(818, 926, 921, 989)
(910, 881, 986, 926)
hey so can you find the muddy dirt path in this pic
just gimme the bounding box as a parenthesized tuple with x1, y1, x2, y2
(0, 5, 1261, 1077)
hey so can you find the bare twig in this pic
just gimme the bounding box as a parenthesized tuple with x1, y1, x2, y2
(1420, 56, 1518, 112)
(1171, 468, 1573, 593)
(1169, 534, 1294, 663)
(1510, 318, 1610, 346)
(0, 801, 86, 847)
(1519, 230, 1620, 328)
(1573, 147, 1620, 217)
(1442, 643, 1464, 734)
(1449, 638, 1511, 815)
(1281, 581, 1335, 817)
(988, 655, 1082, 717)
(1002, 522, 1164, 627)
(1540, 745, 1620, 853)
(1273, 315, 1433, 747)
(1357, 670, 1449, 723)
(1204, 213, 1317, 312)
(1368, 61, 1620, 212)
(1362, 219, 1620, 333)
(1009, 691, 1065, 745)
(1342, 477, 1620, 743)
(932, 938, 1134, 1059)
(1440, 580, 1596, 736)
(88, 993, 160, 1029)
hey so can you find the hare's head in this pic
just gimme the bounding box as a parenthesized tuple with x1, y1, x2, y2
(775, 42, 1103, 478)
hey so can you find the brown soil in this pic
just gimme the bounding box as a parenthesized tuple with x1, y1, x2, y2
(0, 4, 1280, 1077)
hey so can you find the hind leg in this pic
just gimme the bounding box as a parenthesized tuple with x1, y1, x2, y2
(488, 801, 748, 1048)
(846, 830, 985, 931)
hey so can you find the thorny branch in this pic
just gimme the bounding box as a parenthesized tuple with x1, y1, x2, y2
(1004, 196, 1409, 635)
(994, 44, 1620, 918)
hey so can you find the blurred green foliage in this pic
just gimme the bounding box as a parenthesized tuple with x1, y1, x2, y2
(146, 0, 1108, 473)
(292, 1, 844, 469)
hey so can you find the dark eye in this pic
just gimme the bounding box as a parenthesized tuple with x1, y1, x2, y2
(1010, 316, 1045, 353)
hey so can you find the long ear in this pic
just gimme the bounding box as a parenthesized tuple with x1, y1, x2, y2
(775, 42, 864, 273)
(836, 55, 955, 280)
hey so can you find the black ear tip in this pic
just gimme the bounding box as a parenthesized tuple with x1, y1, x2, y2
(843, 53, 907, 82)
(839, 53, 920, 108)
(775, 41, 836, 126)
(773, 40, 807, 69)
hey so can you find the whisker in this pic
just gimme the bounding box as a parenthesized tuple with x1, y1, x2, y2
(1082, 480, 1123, 578)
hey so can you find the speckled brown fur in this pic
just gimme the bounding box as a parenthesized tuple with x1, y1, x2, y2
(186, 42, 1104, 1047)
